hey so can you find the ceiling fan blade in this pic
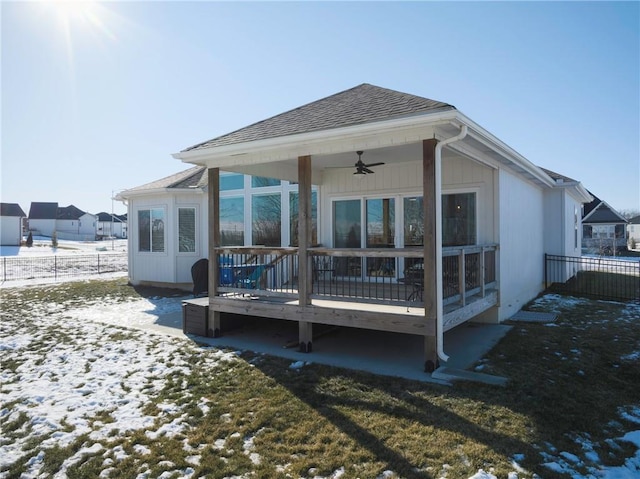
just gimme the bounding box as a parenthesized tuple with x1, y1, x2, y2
(363, 167, 374, 174)
(365, 162, 385, 167)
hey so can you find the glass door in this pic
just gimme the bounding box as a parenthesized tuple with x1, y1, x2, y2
(365, 198, 396, 278)
(402, 196, 424, 280)
(333, 199, 361, 277)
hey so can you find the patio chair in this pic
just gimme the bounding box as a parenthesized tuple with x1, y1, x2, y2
(236, 264, 270, 290)
(219, 256, 234, 286)
(191, 258, 209, 297)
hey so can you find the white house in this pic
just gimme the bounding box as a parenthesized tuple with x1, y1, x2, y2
(627, 216, 640, 249)
(1, 203, 26, 246)
(28, 202, 58, 237)
(121, 84, 592, 372)
(56, 205, 97, 241)
(96, 212, 128, 239)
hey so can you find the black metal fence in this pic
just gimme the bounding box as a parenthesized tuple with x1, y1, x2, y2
(1, 253, 128, 282)
(545, 254, 640, 301)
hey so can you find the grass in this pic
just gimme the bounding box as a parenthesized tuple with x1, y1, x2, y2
(551, 270, 640, 301)
(1, 279, 639, 478)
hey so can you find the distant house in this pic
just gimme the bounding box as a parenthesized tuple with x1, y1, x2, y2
(28, 202, 58, 237)
(581, 192, 628, 254)
(627, 215, 640, 249)
(96, 212, 128, 239)
(1, 203, 26, 246)
(56, 205, 97, 241)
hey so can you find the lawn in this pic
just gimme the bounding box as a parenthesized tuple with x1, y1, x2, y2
(1, 279, 639, 478)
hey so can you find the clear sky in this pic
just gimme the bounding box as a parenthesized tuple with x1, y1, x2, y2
(2, 1, 639, 216)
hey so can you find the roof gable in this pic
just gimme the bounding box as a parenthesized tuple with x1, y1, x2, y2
(29, 202, 59, 219)
(1, 203, 26, 217)
(582, 192, 628, 224)
(183, 83, 455, 152)
(57, 205, 86, 220)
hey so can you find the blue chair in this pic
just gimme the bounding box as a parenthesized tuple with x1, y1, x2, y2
(219, 256, 234, 286)
(237, 264, 269, 289)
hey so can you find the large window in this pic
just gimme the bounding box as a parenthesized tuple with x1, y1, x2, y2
(442, 193, 476, 246)
(289, 191, 318, 246)
(220, 197, 245, 246)
(251, 176, 280, 188)
(220, 173, 244, 191)
(252, 193, 281, 246)
(178, 207, 196, 253)
(138, 208, 165, 252)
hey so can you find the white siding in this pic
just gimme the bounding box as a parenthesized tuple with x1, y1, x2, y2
(29, 219, 56, 237)
(497, 169, 545, 320)
(319, 154, 496, 246)
(1, 216, 22, 245)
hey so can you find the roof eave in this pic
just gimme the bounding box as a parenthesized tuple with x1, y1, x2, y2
(172, 108, 459, 166)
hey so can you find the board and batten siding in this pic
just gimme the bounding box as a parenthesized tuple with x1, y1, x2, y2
(1, 216, 22, 245)
(497, 168, 545, 320)
(129, 194, 176, 286)
(319, 153, 496, 247)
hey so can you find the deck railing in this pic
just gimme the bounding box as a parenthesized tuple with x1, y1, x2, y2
(213, 244, 498, 307)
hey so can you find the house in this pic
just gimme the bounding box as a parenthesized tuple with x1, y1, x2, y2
(56, 205, 97, 241)
(0, 203, 26, 245)
(28, 202, 58, 237)
(96, 212, 128, 239)
(123, 83, 592, 372)
(627, 215, 640, 250)
(581, 191, 628, 254)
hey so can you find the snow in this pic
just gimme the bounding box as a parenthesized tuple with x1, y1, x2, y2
(1, 279, 638, 478)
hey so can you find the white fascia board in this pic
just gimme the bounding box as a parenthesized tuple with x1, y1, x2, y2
(116, 187, 204, 201)
(172, 109, 459, 167)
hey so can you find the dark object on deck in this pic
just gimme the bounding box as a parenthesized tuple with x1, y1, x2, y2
(191, 258, 209, 297)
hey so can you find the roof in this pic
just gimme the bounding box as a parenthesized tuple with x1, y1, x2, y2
(0, 203, 26, 217)
(119, 166, 207, 196)
(29, 202, 59, 220)
(57, 205, 88, 220)
(628, 215, 640, 225)
(96, 212, 125, 222)
(539, 167, 578, 184)
(582, 191, 628, 224)
(183, 83, 455, 152)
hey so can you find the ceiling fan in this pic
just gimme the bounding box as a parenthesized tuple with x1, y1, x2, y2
(353, 151, 384, 176)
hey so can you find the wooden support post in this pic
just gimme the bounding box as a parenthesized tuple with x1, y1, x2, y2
(298, 155, 313, 352)
(423, 139, 439, 372)
(208, 168, 221, 338)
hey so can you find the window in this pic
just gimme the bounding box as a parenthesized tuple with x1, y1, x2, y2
(251, 176, 280, 188)
(178, 207, 196, 253)
(252, 194, 281, 246)
(220, 173, 244, 191)
(442, 193, 476, 246)
(289, 191, 318, 246)
(138, 208, 165, 252)
(220, 197, 244, 246)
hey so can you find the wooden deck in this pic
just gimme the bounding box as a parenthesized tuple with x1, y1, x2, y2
(184, 285, 498, 339)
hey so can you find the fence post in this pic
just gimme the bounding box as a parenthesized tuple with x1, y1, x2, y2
(98, 254, 100, 274)
(3, 257, 5, 282)
(544, 253, 548, 289)
(54, 256, 57, 280)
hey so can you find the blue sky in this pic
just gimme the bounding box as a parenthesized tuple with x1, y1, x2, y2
(2, 1, 638, 216)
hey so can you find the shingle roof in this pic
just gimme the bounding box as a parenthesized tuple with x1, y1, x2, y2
(122, 166, 208, 194)
(539, 167, 578, 184)
(1, 203, 26, 217)
(583, 191, 628, 224)
(183, 83, 455, 152)
(96, 212, 124, 222)
(57, 205, 87, 220)
(629, 215, 640, 225)
(29, 202, 59, 220)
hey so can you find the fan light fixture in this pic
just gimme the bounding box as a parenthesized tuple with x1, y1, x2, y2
(353, 151, 384, 177)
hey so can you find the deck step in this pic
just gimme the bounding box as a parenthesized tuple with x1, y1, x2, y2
(432, 367, 508, 386)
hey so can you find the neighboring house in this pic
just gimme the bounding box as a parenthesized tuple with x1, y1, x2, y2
(627, 215, 640, 249)
(96, 212, 128, 239)
(581, 191, 628, 254)
(122, 83, 592, 372)
(56, 205, 97, 241)
(28, 202, 58, 237)
(0, 203, 26, 246)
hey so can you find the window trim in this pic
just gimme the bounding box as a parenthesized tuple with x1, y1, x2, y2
(137, 206, 167, 254)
